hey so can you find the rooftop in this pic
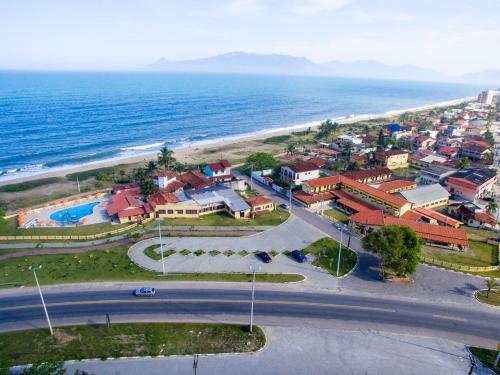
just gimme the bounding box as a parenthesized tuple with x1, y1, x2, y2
(245, 195, 274, 207)
(341, 167, 392, 181)
(448, 168, 497, 186)
(286, 161, 319, 173)
(375, 179, 416, 193)
(187, 186, 250, 212)
(399, 184, 450, 205)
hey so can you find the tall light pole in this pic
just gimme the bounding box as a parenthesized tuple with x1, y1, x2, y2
(249, 266, 257, 333)
(158, 220, 165, 275)
(288, 186, 292, 214)
(336, 230, 343, 277)
(250, 164, 253, 191)
(29, 265, 53, 335)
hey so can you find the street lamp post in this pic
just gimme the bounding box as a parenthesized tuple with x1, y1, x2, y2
(249, 266, 256, 333)
(29, 265, 53, 335)
(336, 230, 343, 277)
(288, 186, 292, 214)
(250, 164, 253, 191)
(158, 220, 165, 275)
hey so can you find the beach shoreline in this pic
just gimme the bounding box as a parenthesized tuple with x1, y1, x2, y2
(0, 96, 473, 187)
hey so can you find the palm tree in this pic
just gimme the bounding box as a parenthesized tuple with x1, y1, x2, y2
(133, 167, 146, 183)
(146, 160, 157, 175)
(484, 278, 499, 298)
(286, 143, 296, 156)
(487, 201, 498, 215)
(457, 157, 470, 169)
(158, 146, 175, 171)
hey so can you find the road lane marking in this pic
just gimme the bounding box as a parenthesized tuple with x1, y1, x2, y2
(0, 298, 396, 314)
(432, 314, 467, 322)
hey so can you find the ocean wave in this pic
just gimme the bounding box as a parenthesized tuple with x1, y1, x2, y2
(120, 142, 165, 152)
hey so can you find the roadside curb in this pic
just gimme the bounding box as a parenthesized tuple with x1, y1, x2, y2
(420, 262, 499, 280)
(473, 289, 500, 310)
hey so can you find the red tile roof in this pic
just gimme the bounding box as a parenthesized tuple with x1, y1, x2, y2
(148, 192, 180, 205)
(375, 149, 409, 157)
(350, 210, 468, 245)
(286, 161, 319, 173)
(376, 179, 416, 193)
(341, 167, 392, 181)
(314, 148, 338, 157)
(179, 170, 214, 189)
(438, 146, 459, 155)
(245, 195, 274, 207)
(413, 208, 462, 227)
(331, 190, 377, 213)
(207, 160, 231, 172)
(473, 212, 496, 225)
(107, 193, 152, 217)
(447, 177, 479, 190)
(305, 175, 342, 188)
(293, 190, 336, 205)
(163, 179, 185, 193)
(307, 157, 327, 168)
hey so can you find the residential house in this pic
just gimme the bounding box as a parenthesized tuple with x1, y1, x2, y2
(411, 154, 448, 169)
(178, 170, 214, 190)
(414, 135, 436, 149)
(399, 184, 450, 209)
(280, 162, 320, 186)
(419, 165, 457, 185)
(437, 137, 462, 148)
(153, 172, 184, 193)
(245, 196, 275, 217)
(106, 191, 154, 224)
(312, 148, 338, 160)
(342, 167, 393, 184)
(373, 149, 409, 169)
(460, 141, 492, 161)
(445, 168, 497, 201)
(336, 134, 363, 145)
(203, 160, 233, 182)
(438, 147, 460, 159)
(447, 202, 496, 228)
(307, 157, 327, 169)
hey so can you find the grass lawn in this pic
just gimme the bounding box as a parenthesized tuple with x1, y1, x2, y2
(464, 226, 499, 242)
(323, 208, 349, 224)
(162, 209, 289, 227)
(476, 290, 500, 307)
(469, 347, 500, 374)
(392, 166, 420, 177)
(0, 245, 303, 286)
(422, 240, 499, 267)
(144, 245, 176, 261)
(0, 218, 131, 237)
(303, 237, 357, 277)
(0, 323, 265, 367)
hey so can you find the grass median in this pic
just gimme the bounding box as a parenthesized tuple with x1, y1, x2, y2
(0, 323, 266, 368)
(303, 237, 357, 277)
(476, 290, 500, 307)
(0, 245, 303, 287)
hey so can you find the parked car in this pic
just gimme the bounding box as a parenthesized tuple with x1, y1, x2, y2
(133, 287, 156, 297)
(279, 203, 290, 209)
(258, 251, 272, 263)
(291, 250, 307, 263)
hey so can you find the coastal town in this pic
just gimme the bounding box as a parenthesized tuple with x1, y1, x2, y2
(1, 89, 499, 373)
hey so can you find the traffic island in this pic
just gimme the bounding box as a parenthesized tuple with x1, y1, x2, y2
(475, 289, 500, 307)
(0, 323, 266, 368)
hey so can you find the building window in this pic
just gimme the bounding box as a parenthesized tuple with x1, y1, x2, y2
(176, 210, 183, 214)
(186, 210, 197, 214)
(167, 210, 174, 214)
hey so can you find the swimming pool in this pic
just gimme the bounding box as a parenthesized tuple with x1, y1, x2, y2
(49, 201, 100, 223)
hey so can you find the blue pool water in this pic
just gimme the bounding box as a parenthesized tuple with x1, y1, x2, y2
(49, 202, 100, 223)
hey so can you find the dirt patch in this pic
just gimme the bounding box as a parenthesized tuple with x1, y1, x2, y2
(52, 329, 81, 346)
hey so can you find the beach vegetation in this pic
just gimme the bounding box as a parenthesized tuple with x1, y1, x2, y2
(0, 177, 64, 193)
(263, 134, 291, 144)
(363, 225, 422, 276)
(158, 146, 176, 171)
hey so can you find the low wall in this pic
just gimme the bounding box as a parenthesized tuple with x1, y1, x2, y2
(0, 217, 154, 241)
(420, 255, 499, 272)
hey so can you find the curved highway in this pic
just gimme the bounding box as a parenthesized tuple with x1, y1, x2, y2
(1, 287, 499, 347)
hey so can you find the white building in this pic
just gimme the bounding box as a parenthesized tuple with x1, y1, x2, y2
(280, 162, 320, 186)
(336, 134, 363, 145)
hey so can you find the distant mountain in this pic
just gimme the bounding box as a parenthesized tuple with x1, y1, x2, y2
(459, 69, 500, 85)
(146, 51, 497, 83)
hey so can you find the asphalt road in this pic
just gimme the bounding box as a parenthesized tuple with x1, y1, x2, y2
(1, 287, 499, 347)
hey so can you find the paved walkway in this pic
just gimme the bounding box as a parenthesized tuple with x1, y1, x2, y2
(64, 326, 481, 375)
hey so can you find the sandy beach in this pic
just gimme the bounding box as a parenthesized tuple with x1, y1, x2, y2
(0, 96, 474, 187)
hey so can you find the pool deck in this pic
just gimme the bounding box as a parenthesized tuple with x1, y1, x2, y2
(23, 197, 111, 227)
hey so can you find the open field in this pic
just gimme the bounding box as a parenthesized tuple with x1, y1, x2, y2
(0, 323, 265, 368)
(303, 237, 357, 276)
(0, 245, 303, 287)
(422, 240, 499, 268)
(323, 208, 349, 224)
(162, 209, 290, 227)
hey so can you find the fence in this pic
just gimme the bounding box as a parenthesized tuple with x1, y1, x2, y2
(0, 217, 155, 241)
(420, 255, 499, 272)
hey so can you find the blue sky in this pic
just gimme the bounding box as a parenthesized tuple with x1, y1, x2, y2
(1, 0, 499, 74)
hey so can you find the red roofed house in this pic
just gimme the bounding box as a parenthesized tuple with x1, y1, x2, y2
(374, 179, 417, 194)
(312, 148, 338, 159)
(414, 135, 436, 149)
(307, 157, 327, 169)
(280, 161, 320, 185)
(112, 182, 141, 195)
(245, 195, 275, 217)
(342, 167, 392, 184)
(445, 168, 497, 201)
(438, 146, 460, 159)
(153, 172, 185, 193)
(460, 141, 492, 161)
(106, 191, 154, 224)
(179, 170, 214, 190)
(203, 160, 233, 182)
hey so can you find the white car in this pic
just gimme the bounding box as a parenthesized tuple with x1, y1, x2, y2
(133, 287, 156, 297)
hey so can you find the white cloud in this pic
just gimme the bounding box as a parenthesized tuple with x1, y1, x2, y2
(224, 0, 349, 15)
(292, 0, 349, 15)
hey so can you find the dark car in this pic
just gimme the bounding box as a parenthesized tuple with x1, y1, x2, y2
(258, 251, 272, 263)
(279, 203, 290, 210)
(291, 250, 307, 263)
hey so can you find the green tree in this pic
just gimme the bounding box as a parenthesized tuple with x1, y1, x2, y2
(286, 143, 296, 156)
(329, 159, 346, 171)
(417, 120, 433, 131)
(362, 225, 422, 276)
(158, 146, 176, 171)
(484, 278, 499, 298)
(484, 130, 495, 146)
(132, 167, 146, 183)
(347, 160, 360, 171)
(316, 120, 339, 140)
(487, 201, 498, 215)
(457, 157, 470, 169)
(140, 179, 159, 195)
(246, 152, 277, 171)
(146, 160, 157, 175)
(377, 129, 385, 149)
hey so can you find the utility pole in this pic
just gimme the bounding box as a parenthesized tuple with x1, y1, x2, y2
(250, 164, 253, 191)
(158, 220, 165, 275)
(76, 176, 81, 193)
(29, 265, 53, 335)
(346, 220, 353, 250)
(288, 186, 292, 214)
(336, 230, 343, 277)
(193, 354, 199, 375)
(249, 266, 256, 333)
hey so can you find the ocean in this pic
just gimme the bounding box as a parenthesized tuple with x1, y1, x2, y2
(0, 71, 483, 180)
